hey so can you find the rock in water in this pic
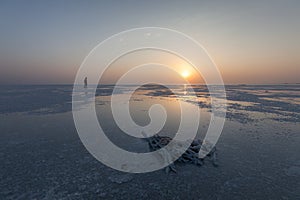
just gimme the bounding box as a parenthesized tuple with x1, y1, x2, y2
(145, 134, 218, 173)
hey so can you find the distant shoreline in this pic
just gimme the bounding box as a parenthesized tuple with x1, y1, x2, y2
(0, 83, 300, 87)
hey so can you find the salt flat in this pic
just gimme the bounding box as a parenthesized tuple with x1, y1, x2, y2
(0, 85, 299, 199)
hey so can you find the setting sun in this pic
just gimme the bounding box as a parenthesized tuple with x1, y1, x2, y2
(181, 70, 190, 79)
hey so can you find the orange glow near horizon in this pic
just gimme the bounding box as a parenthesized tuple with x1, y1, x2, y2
(98, 49, 207, 84)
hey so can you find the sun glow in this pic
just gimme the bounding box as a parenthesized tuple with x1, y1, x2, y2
(181, 70, 190, 79)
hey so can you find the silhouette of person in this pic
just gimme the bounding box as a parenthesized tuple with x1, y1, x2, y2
(84, 77, 88, 88)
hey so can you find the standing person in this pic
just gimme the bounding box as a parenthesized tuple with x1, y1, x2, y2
(84, 77, 87, 88)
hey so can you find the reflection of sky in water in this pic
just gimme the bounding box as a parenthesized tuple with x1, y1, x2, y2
(95, 88, 212, 150)
(0, 84, 299, 123)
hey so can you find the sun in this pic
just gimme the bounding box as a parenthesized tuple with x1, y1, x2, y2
(181, 70, 190, 79)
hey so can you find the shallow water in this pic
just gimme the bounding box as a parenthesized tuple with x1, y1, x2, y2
(0, 85, 299, 199)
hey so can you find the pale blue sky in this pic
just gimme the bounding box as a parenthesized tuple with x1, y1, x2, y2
(0, 0, 299, 84)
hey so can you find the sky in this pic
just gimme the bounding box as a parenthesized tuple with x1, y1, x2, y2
(0, 0, 299, 84)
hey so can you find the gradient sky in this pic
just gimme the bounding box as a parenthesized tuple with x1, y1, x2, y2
(0, 0, 299, 84)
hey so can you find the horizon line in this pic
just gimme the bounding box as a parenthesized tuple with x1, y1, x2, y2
(1, 83, 299, 86)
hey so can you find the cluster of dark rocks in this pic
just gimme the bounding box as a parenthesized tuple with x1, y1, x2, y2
(146, 134, 218, 173)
